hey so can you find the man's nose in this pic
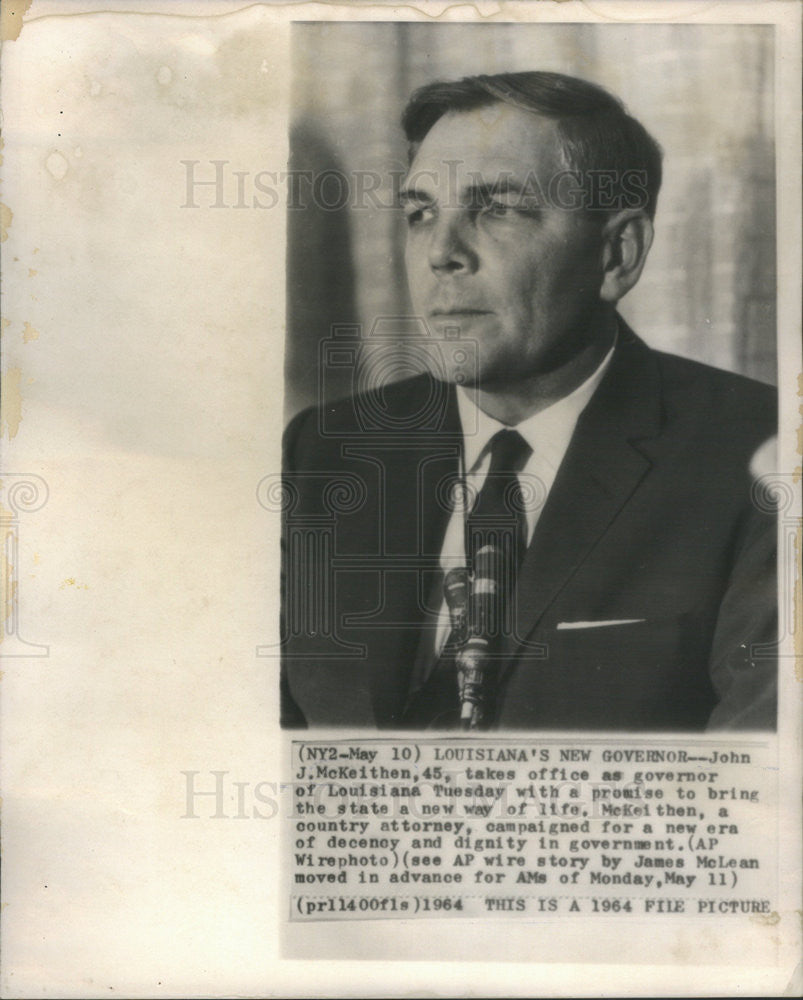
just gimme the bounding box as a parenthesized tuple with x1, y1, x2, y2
(427, 212, 477, 275)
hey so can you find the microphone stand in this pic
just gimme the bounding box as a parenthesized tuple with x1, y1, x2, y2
(447, 544, 503, 730)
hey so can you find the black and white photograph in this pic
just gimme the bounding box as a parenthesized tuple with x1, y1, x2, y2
(281, 22, 779, 732)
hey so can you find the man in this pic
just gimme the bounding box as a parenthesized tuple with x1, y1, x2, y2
(281, 71, 777, 731)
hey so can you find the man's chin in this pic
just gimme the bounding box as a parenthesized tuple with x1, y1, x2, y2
(446, 366, 523, 393)
(420, 354, 530, 390)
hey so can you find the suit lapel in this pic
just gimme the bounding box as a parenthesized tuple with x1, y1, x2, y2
(503, 328, 664, 668)
(359, 381, 462, 724)
(355, 338, 664, 718)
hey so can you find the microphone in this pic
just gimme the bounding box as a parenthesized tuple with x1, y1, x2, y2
(443, 567, 469, 647)
(471, 543, 504, 638)
(458, 543, 504, 729)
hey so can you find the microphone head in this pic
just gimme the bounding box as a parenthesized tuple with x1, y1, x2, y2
(444, 567, 469, 646)
(474, 543, 503, 580)
(444, 567, 469, 607)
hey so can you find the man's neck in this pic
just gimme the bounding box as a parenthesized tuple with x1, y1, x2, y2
(461, 316, 618, 426)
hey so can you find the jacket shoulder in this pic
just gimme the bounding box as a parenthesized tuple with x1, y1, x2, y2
(651, 348, 777, 433)
(654, 349, 775, 402)
(284, 373, 454, 450)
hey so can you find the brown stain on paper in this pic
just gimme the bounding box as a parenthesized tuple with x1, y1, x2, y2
(0, 204, 12, 242)
(22, 322, 39, 343)
(0, 0, 33, 42)
(0, 368, 23, 439)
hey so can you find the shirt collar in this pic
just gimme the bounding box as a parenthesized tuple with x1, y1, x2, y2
(457, 339, 617, 474)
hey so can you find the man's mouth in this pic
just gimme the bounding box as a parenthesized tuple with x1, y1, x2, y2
(430, 308, 492, 317)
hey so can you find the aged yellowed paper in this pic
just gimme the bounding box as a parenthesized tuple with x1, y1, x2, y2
(1, 2, 800, 997)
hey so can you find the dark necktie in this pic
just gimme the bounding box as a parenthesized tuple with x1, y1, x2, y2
(403, 428, 532, 729)
(467, 428, 532, 577)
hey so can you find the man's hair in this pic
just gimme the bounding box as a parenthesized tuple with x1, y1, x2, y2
(401, 71, 663, 219)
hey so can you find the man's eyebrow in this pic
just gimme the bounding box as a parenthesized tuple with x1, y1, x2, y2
(398, 177, 535, 209)
(464, 178, 528, 200)
(398, 186, 433, 206)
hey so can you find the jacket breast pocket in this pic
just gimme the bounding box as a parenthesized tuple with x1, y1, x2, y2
(498, 614, 715, 731)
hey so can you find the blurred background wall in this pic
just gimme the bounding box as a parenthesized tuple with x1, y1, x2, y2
(286, 22, 775, 419)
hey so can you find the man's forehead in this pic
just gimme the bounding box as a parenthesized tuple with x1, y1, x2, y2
(403, 105, 565, 193)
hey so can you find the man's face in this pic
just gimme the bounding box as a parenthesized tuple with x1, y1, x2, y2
(402, 104, 608, 388)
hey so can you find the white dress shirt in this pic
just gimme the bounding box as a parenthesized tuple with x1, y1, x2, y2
(432, 343, 616, 655)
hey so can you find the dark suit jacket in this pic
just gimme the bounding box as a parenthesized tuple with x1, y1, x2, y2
(280, 324, 777, 731)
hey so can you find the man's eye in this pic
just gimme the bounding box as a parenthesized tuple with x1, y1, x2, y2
(404, 204, 435, 226)
(484, 201, 512, 217)
(479, 198, 541, 220)
(472, 197, 518, 219)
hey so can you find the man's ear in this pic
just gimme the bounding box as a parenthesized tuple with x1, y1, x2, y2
(599, 209, 654, 303)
